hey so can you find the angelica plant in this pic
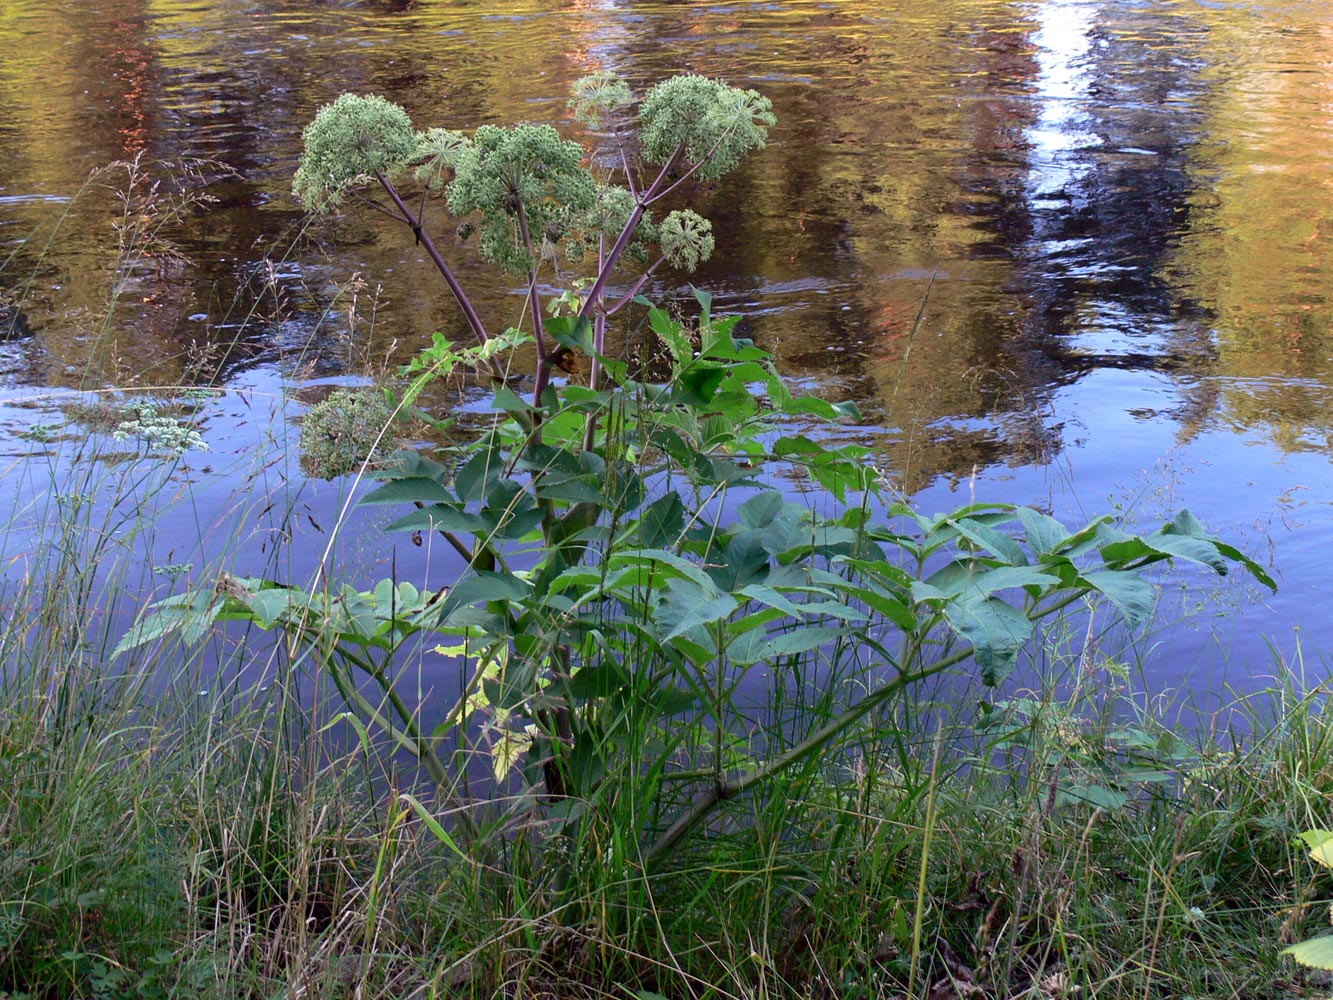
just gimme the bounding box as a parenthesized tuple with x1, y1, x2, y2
(292, 73, 774, 407)
(125, 76, 1275, 879)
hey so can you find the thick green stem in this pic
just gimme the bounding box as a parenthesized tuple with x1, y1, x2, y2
(642, 621, 993, 871)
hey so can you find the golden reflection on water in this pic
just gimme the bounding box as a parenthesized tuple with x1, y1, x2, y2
(0, 0, 1331, 488)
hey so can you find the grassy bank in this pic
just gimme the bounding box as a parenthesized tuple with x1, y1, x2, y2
(4, 631, 1332, 999)
(0, 446, 1329, 999)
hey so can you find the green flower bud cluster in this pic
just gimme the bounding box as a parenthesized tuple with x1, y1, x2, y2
(414, 127, 472, 191)
(446, 124, 598, 274)
(659, 210, 714, 272)
(291, 74, 774, 288)
(569, 70, 633, 129)
(566, 184, 657, 268)
(638, 75, 775, 180)
(293, 94, 419, 212)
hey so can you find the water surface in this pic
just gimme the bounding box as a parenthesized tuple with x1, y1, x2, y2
(2, 0, 1331, 701)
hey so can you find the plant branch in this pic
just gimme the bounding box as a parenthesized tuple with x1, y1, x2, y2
(610, 119, 640, 201)
(350, 190, 411, 223)
(643, 129, 742, 205)
(373, 169, 491, 349)
(515, 202, 553, 417)
(577, 203, 646, 324)
(606, 255, 667, 316)
(642, 644, 973, 871)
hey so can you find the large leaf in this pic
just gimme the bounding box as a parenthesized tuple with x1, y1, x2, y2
(943, 598, 1032, 686)
(1283, 936, 1333, 971)
(491, 383, 536, 417)
(1080, 569, 1156, 631)
(726, 627, 774, 665)
(1016, 507, 1069, 557)
(481, 478, 544, 537)
(1144, 533, 1232, 574)
(434, 571, 531, 623)
(1209, 538, 1277, 592)
(738, 490, 784, 530)
(672, 366, 729, 406)
(780, 394, 862, 421)
(1162, 509, 1277, 591)
(926, 564, 1060, 601)
(546, 315, 594, 355)
(947, 516, 1029, 567)
(654, 581, 738, 643)
(768, 626, 845, 657)
(635, 493, 685, 549)
(707, 530, 770, 590)
(739, 584, 867, 623)
(835, 582, 917, 631)
(359, 476, 454, 506)
(386, 505, 488, 535)
(113, 589, 222, 656)
(455, 446, 505, 503)
(611, 548, 720, 592)
(244, 586, 294, 628)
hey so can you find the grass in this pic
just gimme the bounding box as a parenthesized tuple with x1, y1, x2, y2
(2, 158, 1331, 1000)
(2, 398, 1332, 1000)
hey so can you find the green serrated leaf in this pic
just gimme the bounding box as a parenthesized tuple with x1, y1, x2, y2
(455, 447, 504, 503)
(386, 505, 489, 535)
(673, 366, 729, 406)
(492, 383, 535, 416)
(635, 493, 685, 549)
(653, 580, 737, 642)
(245, 587, 293, 628)
(359, 476, 454, 507)
(708, 531, 770, 590)
(948, 516, 1028, 566)
(837, 583, 917, 631)
(726, 627, 774, 665)
(951, 566, 1060, 600)
(435, 571, 531, 622)
(1165, 508, 1208, 539)
(1284, 935, 1333, 970)
(1016, 507, 1069, 556)
(546, 315, 594, 354)
(738, 491, 784, 530)
(768, 626, 844, 657)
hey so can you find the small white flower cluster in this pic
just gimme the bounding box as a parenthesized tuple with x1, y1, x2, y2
(113, 402, 207, 454)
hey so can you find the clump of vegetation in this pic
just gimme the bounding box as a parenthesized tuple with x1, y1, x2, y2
(299, 385, 397, 479)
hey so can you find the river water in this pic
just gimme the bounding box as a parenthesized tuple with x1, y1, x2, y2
(1, 0, 1330, 705)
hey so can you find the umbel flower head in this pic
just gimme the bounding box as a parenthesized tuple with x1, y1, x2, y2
(293, 94, 420, 212)
(565, 184, 657, 268)
(659, 210, 713, 272)
(638, 75, 775, 179)
(569, 70, 633, 129)
(446, 124, 597, 274)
